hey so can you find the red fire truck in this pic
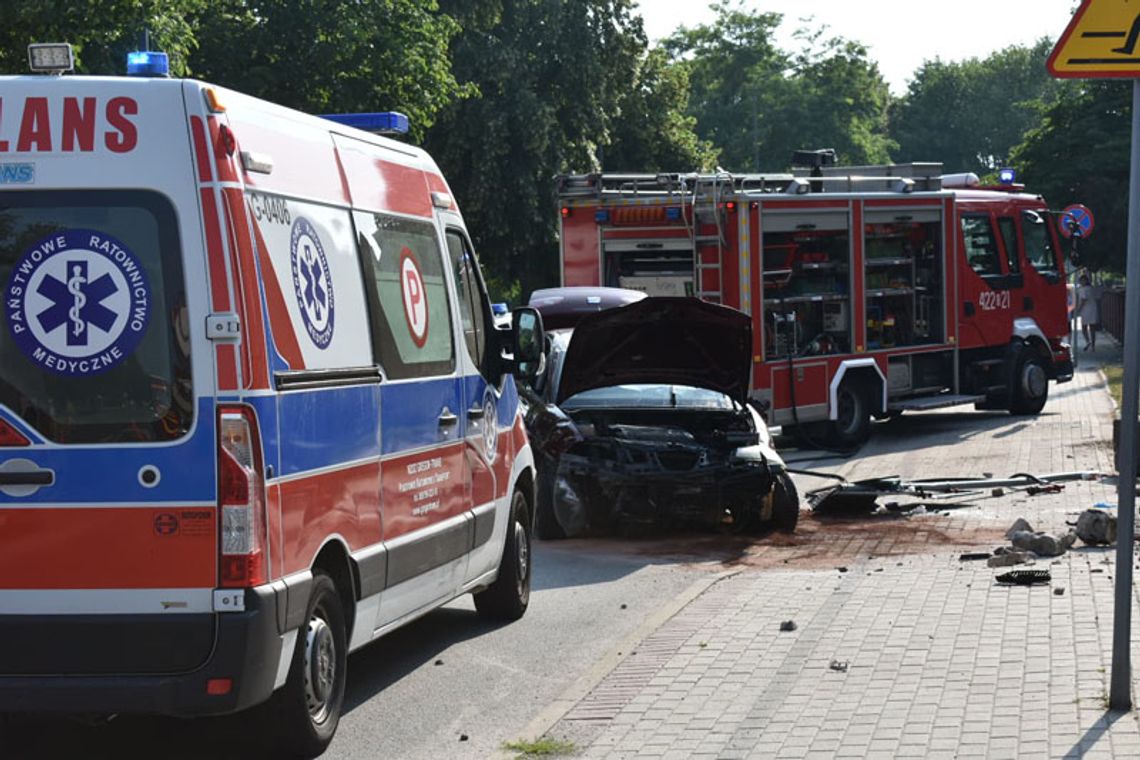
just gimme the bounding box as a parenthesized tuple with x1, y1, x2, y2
(556, 160, 1075, 447)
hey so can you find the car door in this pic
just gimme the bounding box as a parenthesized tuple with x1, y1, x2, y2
(958, 210, 1018, 349)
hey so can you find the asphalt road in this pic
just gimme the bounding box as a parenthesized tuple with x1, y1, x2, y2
(0, 540, 707, 760)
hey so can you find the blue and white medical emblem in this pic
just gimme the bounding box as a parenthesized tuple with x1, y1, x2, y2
(5, 229, 150, 377)
(481, 387, 498, 463)
(290, 216, 335, 349)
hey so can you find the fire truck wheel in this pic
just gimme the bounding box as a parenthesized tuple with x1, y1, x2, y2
(1010, 353, 1049, 415)
(829, 381, 872, 448)
(533, 465, 566, 540)
(270, 571, 347, 758)
(474, 488, 532, 621)
(771, 470, 800, 533)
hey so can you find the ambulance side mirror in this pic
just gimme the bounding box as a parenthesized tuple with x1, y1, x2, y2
(512, 307, 545, 381)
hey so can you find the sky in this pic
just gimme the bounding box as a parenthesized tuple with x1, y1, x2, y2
(637, 0, 1079, 94)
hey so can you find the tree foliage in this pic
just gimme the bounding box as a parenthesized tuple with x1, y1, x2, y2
(892, 40, 1059, 174)
(662, 2, 892, 172)
(0, 0, 201, 76)
(1012, 81, 1130, 274)
(191, 0, 469, 141)
(425, 0, 661, 296)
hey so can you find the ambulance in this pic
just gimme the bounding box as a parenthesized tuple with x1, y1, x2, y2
(0, 45, 543, 756)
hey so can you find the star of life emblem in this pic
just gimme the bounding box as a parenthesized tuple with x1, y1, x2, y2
(5, 229, 151, 376)
(481, 388, 498, 464)
(290, 216, 335, 349)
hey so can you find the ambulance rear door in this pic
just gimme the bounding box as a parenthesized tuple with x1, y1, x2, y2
(0, 76, 218, 676)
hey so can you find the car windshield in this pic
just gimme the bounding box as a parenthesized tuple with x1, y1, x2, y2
(562, 384, 735, 410)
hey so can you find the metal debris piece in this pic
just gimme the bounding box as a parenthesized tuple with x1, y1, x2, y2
(995, 569, 1051, 585)
(988, 551, 1031, 568)
(959, 552, 991, 561)
(806, 472, 1097, 513)
(780, 620, 797, 632)
(829, 660, 849, 672)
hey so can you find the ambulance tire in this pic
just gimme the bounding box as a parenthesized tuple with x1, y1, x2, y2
(827, 380, 872, 449)
(1009, 352, 1049, 416)
(474, 489, 532, 621)
(771, 470, 800, 533)
(533, 465, 566, 540)
(270, 572, 347, 759)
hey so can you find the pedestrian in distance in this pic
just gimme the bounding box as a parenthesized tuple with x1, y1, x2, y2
(1075, 274, 1100, 351)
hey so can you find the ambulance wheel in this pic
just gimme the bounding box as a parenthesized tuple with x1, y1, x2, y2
(474, 489, 532, 621)
(828, 381, 871, 449)
(1009, 353, 1048, 415)
(771, 470, 800, 533)
(533, 465, 565, 540)
(270, 572, 347, 759)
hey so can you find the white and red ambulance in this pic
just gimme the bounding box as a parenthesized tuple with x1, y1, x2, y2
(0, 46, 543, 756)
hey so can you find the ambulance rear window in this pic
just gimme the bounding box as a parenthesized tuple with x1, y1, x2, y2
(0, 190, 192, 444)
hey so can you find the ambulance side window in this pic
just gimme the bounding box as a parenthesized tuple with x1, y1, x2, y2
(444, 229, 492, 374)
(960, 215, 1002, 277)
(353, 212, 455, 380)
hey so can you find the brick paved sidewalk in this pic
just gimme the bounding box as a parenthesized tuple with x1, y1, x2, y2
(535, 351, 1140, 758)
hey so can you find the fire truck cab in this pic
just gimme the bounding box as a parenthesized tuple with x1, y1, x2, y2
(557, 162, 1074, 447)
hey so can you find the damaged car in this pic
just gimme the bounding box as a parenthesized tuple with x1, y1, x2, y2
(523, 289, 798, 539)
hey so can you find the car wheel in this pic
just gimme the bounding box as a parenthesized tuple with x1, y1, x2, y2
(474, 489, 532, 621)
(1009, 352, 1048, 415)
(533, 464, 565, 540)
(828, 380, 871, 448)
(268, 571, 347, 759)
(771, 470, 799, 533)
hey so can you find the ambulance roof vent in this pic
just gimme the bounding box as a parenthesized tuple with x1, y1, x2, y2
(27, 43, 74, 74)
(322, 112, 409, 135)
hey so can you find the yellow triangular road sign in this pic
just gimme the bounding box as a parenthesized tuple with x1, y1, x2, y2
(1049, 0, 1140, 77)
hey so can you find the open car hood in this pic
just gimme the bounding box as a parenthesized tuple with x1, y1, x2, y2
(555, 297, 752, 405)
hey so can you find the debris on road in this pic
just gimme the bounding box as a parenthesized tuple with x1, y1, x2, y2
(1074, 509, 1117, 545)
(804, 471, 1098, 513)
(780, 620, 797, 632)
(995, 569, 1051, 586)
(1008, 528, 1077, 557)
(988, 551, 1032, 568)
(959, 552, 992, 561)
(829, 660, 849, 672)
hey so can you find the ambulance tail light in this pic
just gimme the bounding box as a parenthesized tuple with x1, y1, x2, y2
(218, 407, 267, 588)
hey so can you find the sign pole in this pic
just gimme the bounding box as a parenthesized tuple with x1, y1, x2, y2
(1110, 78, 1140, 712)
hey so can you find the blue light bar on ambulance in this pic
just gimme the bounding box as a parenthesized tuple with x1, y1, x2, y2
(126, 50, 169, 77)
(322, 112, 409, 135)
(998, 167, 1017, 185)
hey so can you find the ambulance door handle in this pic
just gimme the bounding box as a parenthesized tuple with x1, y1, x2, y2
(438, 408, 459, 427)
(466, 406, 485, 420)
(0, 470, 54, 486)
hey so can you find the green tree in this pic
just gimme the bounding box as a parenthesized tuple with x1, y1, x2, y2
(892, 40, 1059, 174)
(601, 47, 719, 173)
(1012, 80, 1130, 274)
(190, 0, 469, 141)
(0, 0, 201, 76)
(662, 2, 891, 172)
(426, 0, 651, 297)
